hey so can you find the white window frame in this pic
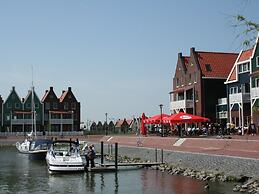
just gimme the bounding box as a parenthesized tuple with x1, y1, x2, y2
(256, 56, 259, 67)
(255, 78, 259, 88)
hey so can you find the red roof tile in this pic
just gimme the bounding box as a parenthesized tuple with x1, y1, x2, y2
(197, 51, 238, 78)
(237, 48, 253, 63)
(228, 66, 237, 82)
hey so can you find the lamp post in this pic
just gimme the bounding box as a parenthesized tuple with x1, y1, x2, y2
(159, 104, 164, 137)
(105, 113, 108, 135)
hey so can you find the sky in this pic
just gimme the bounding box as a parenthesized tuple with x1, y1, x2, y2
(0, 0, 258, 123)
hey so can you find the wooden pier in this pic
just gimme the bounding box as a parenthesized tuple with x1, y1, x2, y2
(85, 141, 164, 173)
(99, 162, 163, 168)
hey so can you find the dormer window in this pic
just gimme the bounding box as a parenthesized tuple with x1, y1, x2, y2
(205, 64, 212, 71)
(238, 62, 250, 73)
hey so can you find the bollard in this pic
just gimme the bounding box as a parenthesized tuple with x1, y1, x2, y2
(161, 149, 164, 164)
(115, 143, 118, 171)
(155, 148, 157, 163)
(111, 144, 113, 155)
(101, 141, 104, 164)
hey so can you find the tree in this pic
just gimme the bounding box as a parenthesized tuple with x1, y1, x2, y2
(234, 15, 259, 46)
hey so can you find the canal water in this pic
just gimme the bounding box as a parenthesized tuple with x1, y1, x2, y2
(0, 146, 242, 194)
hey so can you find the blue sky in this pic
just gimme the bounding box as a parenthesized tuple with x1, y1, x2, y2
(0, 0, 258, 123)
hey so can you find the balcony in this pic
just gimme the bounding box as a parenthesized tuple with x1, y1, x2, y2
(11, 119, 37, 125)
(170, 99, 194, 111)
(50, 119, 73, 125)
(217, 98, 227, 105)
(229, 93, 250, 104)
(251, 87, 259, 100)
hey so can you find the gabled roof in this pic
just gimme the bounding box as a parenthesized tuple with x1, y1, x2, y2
(197, 51, 238, 78)
(59, 91, 68, 102)
(24, 87, 40, 103)
(4, 86, 22, 104)
(237, 48, 254, 63)
(59, 87, 77, 103)
(41, 90, 50, 102)
(228, 66, 237, 82)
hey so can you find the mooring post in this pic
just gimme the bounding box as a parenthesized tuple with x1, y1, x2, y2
(108, 144, 110, 155)
(115, 142, 118, 171)
(155, 148, 157, 163)
(161, 149, 164, 164)
(101, 141, 104, 164)
(111, 144, 113, 155)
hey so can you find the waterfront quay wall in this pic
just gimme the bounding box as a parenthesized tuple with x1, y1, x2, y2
(96, 144, 259, 180)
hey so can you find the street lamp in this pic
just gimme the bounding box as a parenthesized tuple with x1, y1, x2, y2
(159, 104, 164, 137)
(105, 113, 108, 135)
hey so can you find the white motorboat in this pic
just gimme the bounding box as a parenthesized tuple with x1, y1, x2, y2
(16, 138, 31, 154)
(46, 140, 85, 173)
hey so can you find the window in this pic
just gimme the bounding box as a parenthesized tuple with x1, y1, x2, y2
(238, 63, 250, 73)
(176, 78, 179, 86)
(230, 86, 238, 94)
(194, 72, 197, 83)
(7, 103, 11, 109)
(15, 103, 20, 109)
(53, 102, 58, 109)
(255, 78, 259, 88)
(45, 102, 50, 110)
(257, 56, 259, 67)
(72, 102, 76, 110)
(35, 103, 39, 109)
(26, 103, 31, 109)
(64, 102, 68, 110)
(205, 64, 212, 71)
(189, 74, 192, 84)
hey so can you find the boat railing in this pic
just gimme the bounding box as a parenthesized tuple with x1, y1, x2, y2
(0, 131, 84, 137)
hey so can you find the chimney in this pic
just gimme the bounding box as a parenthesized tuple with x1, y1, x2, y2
(12, 86, 15, 90)
(62, 90, 65, 93)
(45, 90, 48, 93)
(190, 47, 195, 54)
(178, 52, 182, 58)
(68, 87, 71, 91)
(50, 87, 53, 90)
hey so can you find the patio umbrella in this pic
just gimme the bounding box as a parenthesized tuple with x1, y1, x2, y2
(165, 112, 209, 124)
(141, 113, 147, 135)
(144, 114, 170, 124)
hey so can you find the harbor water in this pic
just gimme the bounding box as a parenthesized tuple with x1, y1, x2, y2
(0, 146, 242, 194)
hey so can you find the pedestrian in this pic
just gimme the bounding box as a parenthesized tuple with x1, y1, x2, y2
(86, 145, 95, 168)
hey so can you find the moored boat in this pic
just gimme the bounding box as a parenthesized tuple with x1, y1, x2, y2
(46, 139, 85, 173)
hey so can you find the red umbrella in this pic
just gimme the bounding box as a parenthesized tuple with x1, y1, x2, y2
(144, 114, 170, 124)
(165, 112, 209, 124)
(141, 113, 147, 135)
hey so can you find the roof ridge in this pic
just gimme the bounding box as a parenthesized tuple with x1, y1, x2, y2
(197, 51, 238, 55)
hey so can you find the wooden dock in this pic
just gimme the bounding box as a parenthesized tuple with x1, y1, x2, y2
(99, 162, 163, 168)
(86, 166, 116, 172)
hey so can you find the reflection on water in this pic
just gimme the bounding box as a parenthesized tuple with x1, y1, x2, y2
(0, 146, 242, 194)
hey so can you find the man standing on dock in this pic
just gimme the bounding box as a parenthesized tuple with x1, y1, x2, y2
(85, 145, 95, 168)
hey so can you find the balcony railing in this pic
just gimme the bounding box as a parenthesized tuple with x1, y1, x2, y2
(50, 119, 73, 124)
(217, 98, 227, 105)
(251, 87, 259, 99)
(216, 111, 228, 119)
(229, 93, 250, 104)
(170, 99, 194, 111)
(11, 119, 39, 125)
